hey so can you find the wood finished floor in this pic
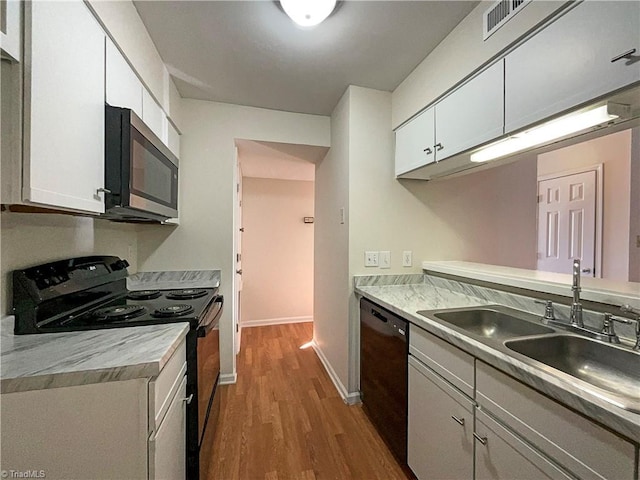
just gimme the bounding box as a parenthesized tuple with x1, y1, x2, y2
(207, 322, 410, 480)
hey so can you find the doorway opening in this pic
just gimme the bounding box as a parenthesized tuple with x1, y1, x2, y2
(233, 140, 328, 353)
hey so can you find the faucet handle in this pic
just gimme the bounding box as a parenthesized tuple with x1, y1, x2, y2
(601, 313, 624, 344)
(535, 300, 556, 323)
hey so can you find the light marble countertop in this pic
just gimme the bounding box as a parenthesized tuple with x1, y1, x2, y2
(423, 261, 640, 309)
(0, 316, 189, 394)
(354, 275, 640, 444)
(127, 270, 221, 291)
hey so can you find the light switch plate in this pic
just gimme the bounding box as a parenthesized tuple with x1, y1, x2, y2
(380, 251, 390, 269)
(402, 251, 412, 267)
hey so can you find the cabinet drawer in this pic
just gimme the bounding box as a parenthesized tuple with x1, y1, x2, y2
(475, 409, 574, 480)
(476, 362, 636, 480)
(149, 339, 187, 431)
(409, 324, 474, 398)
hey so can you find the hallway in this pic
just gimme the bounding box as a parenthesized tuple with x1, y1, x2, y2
(208, 323, 409, 480)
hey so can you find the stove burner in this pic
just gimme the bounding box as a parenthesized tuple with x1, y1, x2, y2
(152, 304, 195, 318)
(165, 289, 208, 300)
(127, 290, 161, 300)
(93, 305, 147, 321)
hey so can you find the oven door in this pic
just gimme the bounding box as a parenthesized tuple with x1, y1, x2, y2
(196, 296, 223, 449)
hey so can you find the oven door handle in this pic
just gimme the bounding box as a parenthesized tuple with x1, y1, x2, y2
(197, 295, 223, 337)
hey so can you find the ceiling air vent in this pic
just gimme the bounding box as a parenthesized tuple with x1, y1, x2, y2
(483, 0, 531, 40)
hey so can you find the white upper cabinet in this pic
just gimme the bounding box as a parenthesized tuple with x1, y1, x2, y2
(24, 0, 106, 213)
(505, 1, 640, 134)
(143, 89, 168, 144)
(395, 61, 504, 177)
(435, 60, 504, 159)
(1, 0, 21, 62)
(167, 122, 181, 158)
(395, 107, 435, 176)
(106, 39, 143, 118)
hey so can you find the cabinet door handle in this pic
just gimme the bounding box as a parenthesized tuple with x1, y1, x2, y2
(451, 415, 465, 426)
(611, 48, 636, 63)
(182, 394, 194, 404)
(423, 147, 433, 155)
(473, 432, 487, 445)
(434, 143, 444, 151)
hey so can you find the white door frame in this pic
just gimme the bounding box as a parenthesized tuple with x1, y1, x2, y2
(537, 163, 604, 278)
(232, 145, 241, 355)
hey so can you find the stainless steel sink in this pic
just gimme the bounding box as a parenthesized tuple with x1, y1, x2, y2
(422, 306, 554, 341)
(506, 334, 640, 411)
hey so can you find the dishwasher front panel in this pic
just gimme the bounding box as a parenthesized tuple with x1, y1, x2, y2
(360, 297, 408, 463)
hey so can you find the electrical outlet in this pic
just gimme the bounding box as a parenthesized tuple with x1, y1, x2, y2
(402, 251, 412, 267)
(380, 251, 391, 269)
(365, 251, 379, 267)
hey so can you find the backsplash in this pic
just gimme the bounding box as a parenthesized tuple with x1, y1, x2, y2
(1, 211, 139, 315)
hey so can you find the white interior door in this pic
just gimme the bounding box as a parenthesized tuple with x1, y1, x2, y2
(537, 170, 597, 276)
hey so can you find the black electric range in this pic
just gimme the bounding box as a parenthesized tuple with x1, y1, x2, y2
(11, 256, 222, 480)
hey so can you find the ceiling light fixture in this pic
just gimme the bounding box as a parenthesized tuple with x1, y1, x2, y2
(280, 0, 337, 27)
(470, 102, 629, 163)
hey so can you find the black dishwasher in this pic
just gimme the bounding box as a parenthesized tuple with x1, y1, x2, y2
(360, 297, 408, 463)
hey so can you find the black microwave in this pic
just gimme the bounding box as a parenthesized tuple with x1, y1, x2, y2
(103, 105, 178, 222)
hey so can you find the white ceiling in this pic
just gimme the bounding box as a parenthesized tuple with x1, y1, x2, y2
(134, 0, 479, 116)
(237, 139, 326, 181)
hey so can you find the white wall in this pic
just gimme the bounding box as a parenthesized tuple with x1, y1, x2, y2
(630, 128, 640, 282)
(240, 178, 314, 325)
(392, 1, 568, 128)
(316, 86, 539, 398)
(538, 129, 633, 281)
(137, 100, 330, 380)
(313, 90, 351, 398)
(0, 213, 138, 314)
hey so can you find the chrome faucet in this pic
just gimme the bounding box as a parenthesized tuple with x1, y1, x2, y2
(570, 259, 584, 327)
(620, 305, 640, 351)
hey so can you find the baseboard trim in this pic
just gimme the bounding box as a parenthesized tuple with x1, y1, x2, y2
(241, 316, 313, 328)
(219, 373, 237, 385)
(311, 342, 360, 405)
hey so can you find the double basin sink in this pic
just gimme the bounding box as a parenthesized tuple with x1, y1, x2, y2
(417, 305, 640, 413)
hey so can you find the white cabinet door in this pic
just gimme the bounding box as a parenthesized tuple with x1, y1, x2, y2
(25, 0, 106, 213)
(408, 357, 473, 480)
(143, 88, 168, 144)
(475, 410, 574, 480)
(394, 107, 435, 176)
(149, 375, 187, 480)
(1, 0, 21, 62)
(505, 1, 640, 134)
(435, 60, 504, 160)
(106, 39, 143, 118)
(167, 121, 181, 158)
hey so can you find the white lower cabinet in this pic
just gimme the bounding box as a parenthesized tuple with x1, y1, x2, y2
(407, 324, 638, 480)
(475, 409, 574, 480)
(149, 375, 187, 480)
(408, 356, 473, 480)
(0, 339, 187, 480)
